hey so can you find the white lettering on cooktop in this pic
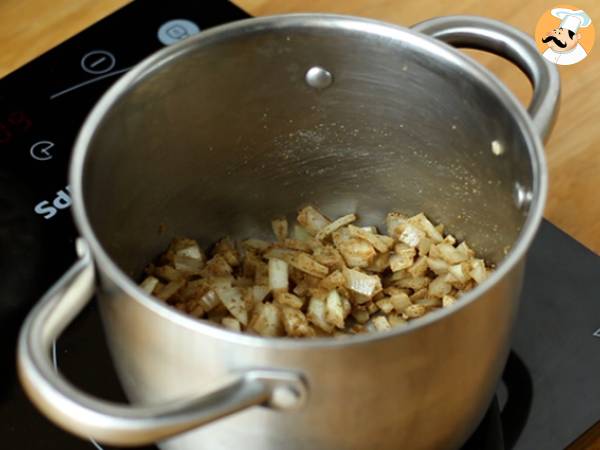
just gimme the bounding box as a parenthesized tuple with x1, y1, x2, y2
(34, 185, 72, 220)
(594, 328, 600, 338)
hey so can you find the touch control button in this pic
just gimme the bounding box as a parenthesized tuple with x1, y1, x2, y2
(30, 140, 55, 161)
(81, 50, 116, 74)
(158, 19, 200, 45)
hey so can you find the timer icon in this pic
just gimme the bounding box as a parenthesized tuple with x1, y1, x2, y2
(30, 140, 55, 161)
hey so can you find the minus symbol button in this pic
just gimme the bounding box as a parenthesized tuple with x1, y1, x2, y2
(81, 50, 116, 75)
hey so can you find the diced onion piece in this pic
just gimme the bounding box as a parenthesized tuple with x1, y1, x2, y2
(351, 306, 370, 324)
(140, 276, 159, 294)
(307, 297, 334, 333)
(408, 255, 428, 277)
(297, 206, 331, 235)
(347, 225, 392, 253)
(469, 259, 488, 284)
(408, 213, 443, 243)
(153, 265, 185, 282)
(427, 257, 449, 275)
(252, 285, 270, 303)
(398, 223, 426, 248)
(388, 314, 407, 327)
(312, 245, 345, 269)
(443, 234, 457, 245)
(315, 213, 357, 240)
(254, 263, 269, 286)
(397, 276, 430, 290)
(277, 238, 312, 252)
(342, 296, 352, 318)
(384, 270, 410, 286)
(383, 286, 409, 297)
(280, 306, 315, 337)
(289, 253, 329, 278)
(264, 247, 298, 263)
(333, 229, 376, 268)
(173, 254, 204, 273)
(242, 239, 271, 253)
(268, 258, 289, 293)
(319, 270, 346, 290)
(371, 316, 391, 331)
(436, 243, 468, 264)
(448, 262, 470, 284)
(456, 241, 475, 259)
(414, 297, 442, 308)
(188, 302, 205, 318)
(386, 212, 408, 239)
(271, 217, 288, 241)
(213, 238, 240, 267)
(293, 224, 312, 241)
(203, 254, 233, 276)
(428, 275, 452, 298)
(325, 290, 345, 329)
(404, 304, 426, 319)
(390, 292, 411, 313)
(174, 240, 204, 260)
(275, 292, 304, 309)
(352, 293, 372, 305)
(343, 267, 382, 298)
(208, 276, 234, 290)
(233, 277, 253, 288)
(442, 295, 456, 307)
(367, 252, 390, 273)
(199, 289, 220, 312)
(418, 237, 432, 256)
(249, 303, 283, 337)
(410, 288, 428, 301)
(222, 317, 241, 332)
(375, 298, 394, 314)
(157, 279, 185, 301)
(214, 286, 248, 326)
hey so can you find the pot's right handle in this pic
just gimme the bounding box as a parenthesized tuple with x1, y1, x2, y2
(412, 15, 560, 142)
(17, 239, 307, 447)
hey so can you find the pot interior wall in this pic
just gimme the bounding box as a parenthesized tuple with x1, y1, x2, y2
(80, 19, 535, 276)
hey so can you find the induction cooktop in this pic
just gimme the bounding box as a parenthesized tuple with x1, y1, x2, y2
(1, 1, 599, 449)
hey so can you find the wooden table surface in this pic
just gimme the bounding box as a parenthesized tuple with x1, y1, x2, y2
(0, 2, 599, 446)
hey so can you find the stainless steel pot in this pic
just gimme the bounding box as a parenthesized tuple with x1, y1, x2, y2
(17, 14, 559, 450)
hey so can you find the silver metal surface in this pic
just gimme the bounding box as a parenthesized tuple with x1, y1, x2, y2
(305, 66, 333, 89)
(19, 14, 558, 450)
(17, 240, 306, 446)
(412, 15, 560, 142)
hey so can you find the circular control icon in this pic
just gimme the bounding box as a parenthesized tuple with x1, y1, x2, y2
(30, 140, 55, 161)
(80, 50, 116, 74)
(158, 19, 200, 45)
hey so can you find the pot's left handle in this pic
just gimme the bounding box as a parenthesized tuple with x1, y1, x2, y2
(17, 238, 307, 447)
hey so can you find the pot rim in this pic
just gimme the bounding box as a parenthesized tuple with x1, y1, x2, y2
(70, 13, 547, 349)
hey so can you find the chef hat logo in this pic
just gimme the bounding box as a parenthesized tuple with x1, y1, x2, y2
(534, 4, 595, 66)
(551, 8, 592, 33)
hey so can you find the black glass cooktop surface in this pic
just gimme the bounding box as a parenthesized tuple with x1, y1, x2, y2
(1, 1, 599, 449)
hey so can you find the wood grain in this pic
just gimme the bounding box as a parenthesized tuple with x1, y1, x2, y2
(0, 0, 599, 256)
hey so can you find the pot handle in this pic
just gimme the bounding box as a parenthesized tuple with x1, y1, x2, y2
(17, 238, 307, 446)
(412, 15, 560, 142)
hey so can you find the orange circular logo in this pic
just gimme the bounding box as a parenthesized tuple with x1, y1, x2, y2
(534, 4, 595, 65)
